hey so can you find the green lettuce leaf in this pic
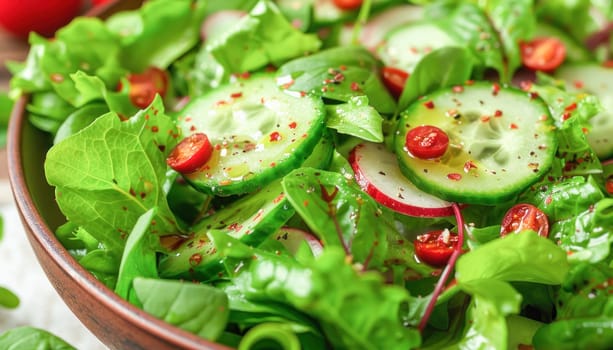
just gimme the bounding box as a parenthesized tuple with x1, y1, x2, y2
(456, 231, 569, 285)
(208, 0, 321, 73)
(133, 277, 229, 341)
(105, 0, 207, 72)
(325, 96, 384, 142)
(45, 97, 179, 263)
(276, 45, 396, 114)
(0, 327, 75, 350)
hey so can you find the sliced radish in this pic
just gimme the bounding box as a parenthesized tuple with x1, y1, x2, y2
(274, 227, 323, 257)
(338, 5, 424, 51)
(349, 142, 457, 217)
(201, 10, 247, 42)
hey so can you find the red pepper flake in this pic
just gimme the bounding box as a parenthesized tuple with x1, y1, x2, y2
(582, 127, 589, 134)
(50, 73, 64, 83)
(269, 131, 282, 142)
(299, 91, 307, 97)
(230, 92, 243, 99)
(465, 80, 475, 85)
(452, 85, 464, 93)
(228, 223, 243, 231)
(463, 161, 477, 173)
(564, 103, 577, 111)
(190, 125, 197, 131)
(238, 71, 251, 79)
(529, 92, 539, 100)
(185, 116, 192, 122)
(151, 126, 159, 133)
(189, 253, 202, 266)
(333, 73, 345, 83)
(281, 80, 294, 89)
(480, 115, 491, 122)
(509, 123, 519, 129)
(494, 110, 503, 117)
(350, 82, 360, 91)
(303, 200, 309, 207)
(288, 121, 297, 129)
(423, 100, 435, 109)
(573, 80, 584, 89)
(447, 173, 462, 181)
(545, 195, 553, 205)
(215, 100, 228, 107)
(491, 82, 500, 95)
(539, 114, 548, 121)
(270, 162, 276, 167)
(602, 60, 613, 68)
(562, 112, 572, 121)
(273, 193, 285, 204)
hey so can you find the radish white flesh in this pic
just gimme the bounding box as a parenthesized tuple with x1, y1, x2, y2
(338, 5, 424, 51)
(349, 142, 456, 217)
(274, 227, 323, 257)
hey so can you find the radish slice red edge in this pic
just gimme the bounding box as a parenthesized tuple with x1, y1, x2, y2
(274, 227, 323, 257)
(349, 142, 458, 217)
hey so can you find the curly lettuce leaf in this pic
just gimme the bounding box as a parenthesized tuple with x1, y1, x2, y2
(207, 0, 321, 74)
(44, 97, 179, 263)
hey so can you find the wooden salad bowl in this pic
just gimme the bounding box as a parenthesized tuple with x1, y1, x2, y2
(7, 1, 231, 349)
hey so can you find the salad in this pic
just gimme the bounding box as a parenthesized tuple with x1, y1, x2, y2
(7, 0, 613, 349)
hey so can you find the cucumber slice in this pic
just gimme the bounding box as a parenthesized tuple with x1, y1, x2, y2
(176, 74, 326, 196)
(555, 64, 613, 159)
(395, 82, 557, 205)
(377, 20, 457, 73)
(158, 180, 293, 279)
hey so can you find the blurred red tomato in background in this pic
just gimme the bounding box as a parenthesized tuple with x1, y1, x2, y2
(0, 0, 83, 39)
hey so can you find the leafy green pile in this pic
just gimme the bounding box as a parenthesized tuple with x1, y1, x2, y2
(6, 0, 613, 349)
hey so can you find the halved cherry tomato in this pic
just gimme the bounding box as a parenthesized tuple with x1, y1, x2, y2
(414, 229, 459, 267)
(382, 66, 409, 99)
(605, 176, 613, 195)
(166, 133, 213, 174)
(119, 67, 169, 109)
(405, 125, 449, 159)
(519, 37, 566, 72)
(500, 203, 550, 237)
(333, 0, 363, 11)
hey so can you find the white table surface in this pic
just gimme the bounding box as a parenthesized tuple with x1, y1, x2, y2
(0, 180, 107, 349)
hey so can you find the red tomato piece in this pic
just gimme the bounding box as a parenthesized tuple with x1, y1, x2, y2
(92, 0, 112, 5)
(500, 203, 550, 237)
(520, 37, 566, 72)
(166, 133, 214, 174)
(120, 67, 169, 109)
(381, 66, 409, 99)
(0, 0, 82, 38)
(414, 229, 459, 267)
(333, 0, 363, 10)
(405, 125, 449, 159)
(605, 176, 613, 195)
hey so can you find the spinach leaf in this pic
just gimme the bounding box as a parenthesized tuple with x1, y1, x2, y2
(133, 277, 229, 341)
(276, 46, 396, 114)
(325, 96, 384, 142)
(207, 0, 321, 73)
(556, 262, 613, 320)
(115, 209, 159, 305)
(454, 279, 522, 350)
(535, 0, 600, 42)
(281, 167, 391, 269)
(227, 244, 421, 350)
(456, 231, 569, 285)
(106, 0, 207, 72)
(397, 46, 473, 112)
(45, 97, 179, 263)
(0, 327, 75, 350)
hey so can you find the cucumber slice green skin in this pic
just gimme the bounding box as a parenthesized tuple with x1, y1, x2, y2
(158, 180, 293, 280)
(555, 64, 613, 159)
(176, 74, 326, 196)
(395, 82, 557, 205)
